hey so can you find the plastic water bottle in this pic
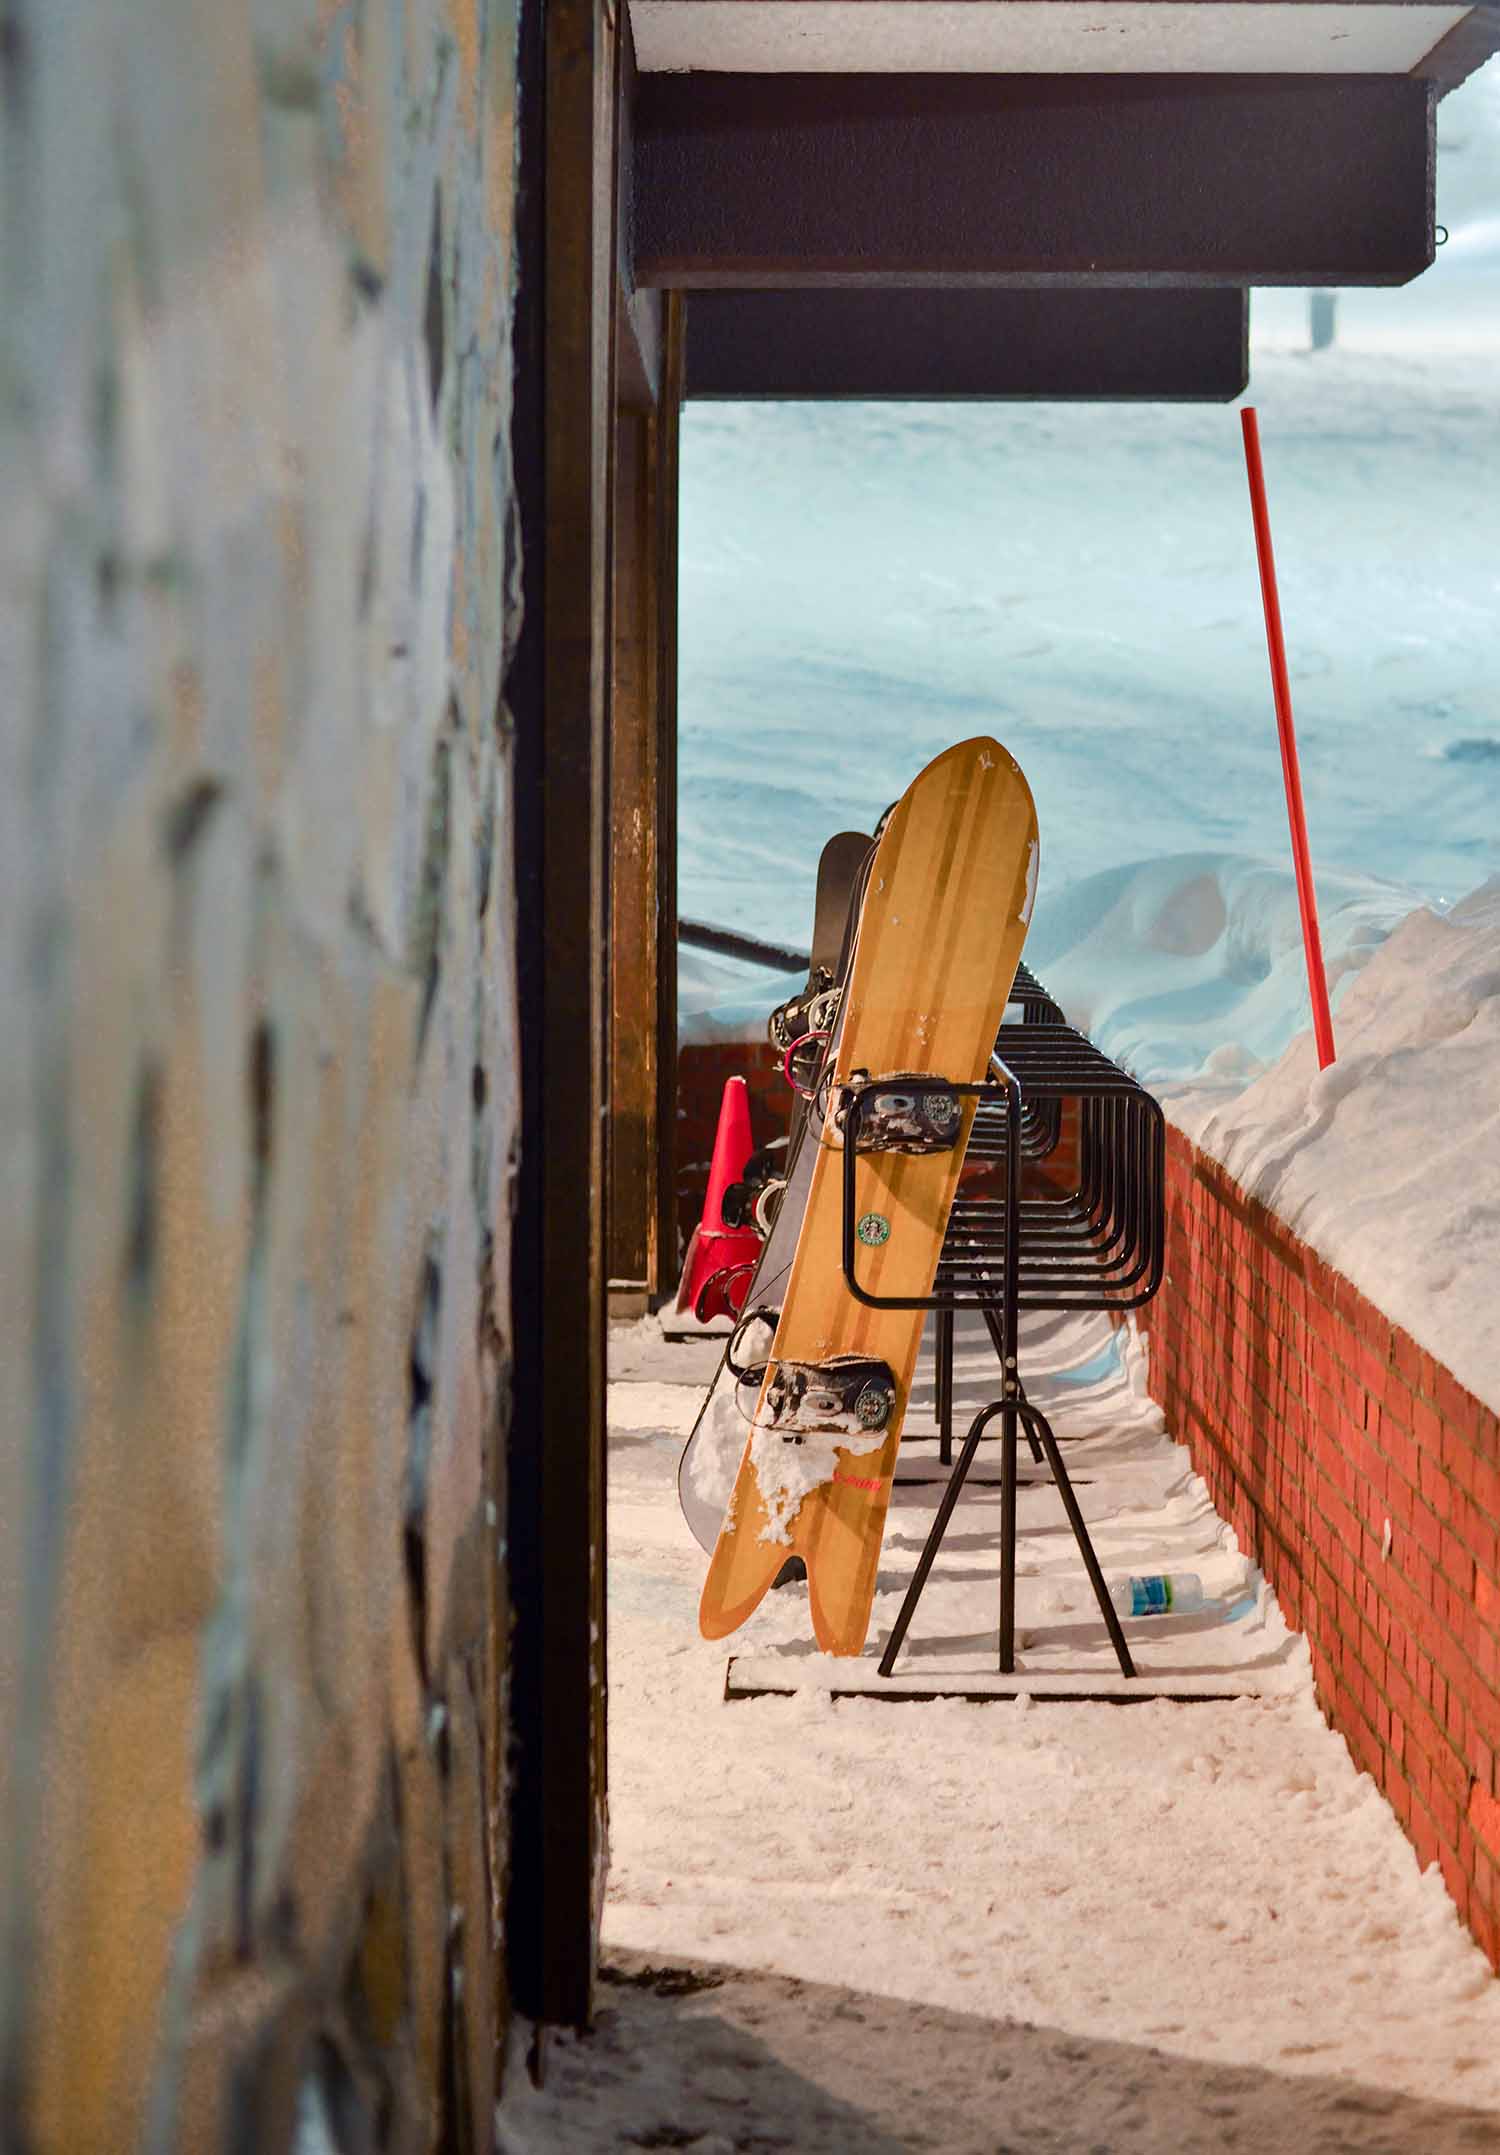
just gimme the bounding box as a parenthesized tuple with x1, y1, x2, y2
(1108, 1572, 1205, 1619)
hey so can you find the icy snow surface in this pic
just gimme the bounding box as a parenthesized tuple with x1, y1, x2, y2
(500, 1314, 1500, 2150)
(1169, 876, 1500, 1415)
(678, 346, 1500, 962)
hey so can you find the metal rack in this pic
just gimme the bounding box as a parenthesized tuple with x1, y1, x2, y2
(835, 1020, 1165, 1681)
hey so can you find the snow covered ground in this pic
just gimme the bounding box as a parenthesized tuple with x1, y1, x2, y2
(499, 1311, 1500, 2151)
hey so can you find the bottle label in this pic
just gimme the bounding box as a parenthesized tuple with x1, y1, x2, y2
(1130, 1576, 1172, 1616)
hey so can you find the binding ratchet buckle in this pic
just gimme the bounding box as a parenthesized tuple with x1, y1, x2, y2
(768, 969, 840, 1053)
(836, 1071, 963, 1156)
(759, 1356, 898, 1445)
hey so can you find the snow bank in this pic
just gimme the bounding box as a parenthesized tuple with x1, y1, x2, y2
(1026, 850, 1411, 1085)
(1170, 877, 1500, 1416)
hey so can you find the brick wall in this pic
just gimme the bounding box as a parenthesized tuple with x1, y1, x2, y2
(1140, 1122, 1500, 1968)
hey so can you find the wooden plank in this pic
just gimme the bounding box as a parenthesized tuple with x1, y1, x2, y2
(609, 409, 658, 1291)
(617, 285, 663, 410)
(506, 0, 619, 2034)
(634, 72, 1434, 287)
(724, 1657, 1275, 1704)
(607, 285, 683, 1303)
(653, 296, 684, 1298)
(684, 287, 1248, 400)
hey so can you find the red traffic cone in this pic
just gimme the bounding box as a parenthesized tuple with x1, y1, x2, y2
(675, 1076, 762, 1323)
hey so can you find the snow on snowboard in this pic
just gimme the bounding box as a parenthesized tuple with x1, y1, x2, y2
(698, 738, 1039, 1656)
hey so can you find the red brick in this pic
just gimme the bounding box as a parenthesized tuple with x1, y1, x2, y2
(1413, 1393, 1445, 1455)
(1430, 1729, 1472, 1809)
(1383, 1425, 1420, 1501)
(1359, 1342, 1391, 1403)
(1443, 1420, 1480, 1499)
(1439, 1526, 1474, 1597)
(1470, 1779, 1500, 1865)
(1445, 1681, 1470, 1752)
(1457, 1495, 1498, 1578)
(1432, 1615, 1472, 1698)
(1411, 1794, 1442, 1873)
(1474, 1458, 1500, 1521)
(1471, 1730, 1497, 1802)
(1413, 1648, 1436, 1712)
(1388, 1762, 1414, 1826)
(1477, 1626, 1500, 1693)
(1439, 1842, 1471, 1922)
(1435, 1364, 1481, 1441)
(1411, 1501, 1444, 1567)
(1393, 1328, 1424, 1389)
(1478, 1846, 1500, 1919)
(1419, 1451, 1455, 1521)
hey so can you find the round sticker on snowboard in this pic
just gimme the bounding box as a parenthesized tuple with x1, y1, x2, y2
(857, 1211, 891, 1247)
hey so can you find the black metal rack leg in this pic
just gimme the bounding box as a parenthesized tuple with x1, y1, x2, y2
(878, 1400, 1008, 1679)
(977, 1296, 1044, 1464)
(1022, 1402, 1136, 1680)
(999, 1395, 1019, 1672)
(937, 1307, 954, 1467)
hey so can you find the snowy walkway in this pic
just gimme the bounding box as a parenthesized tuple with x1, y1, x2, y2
(500, 1316, 1500, 2152)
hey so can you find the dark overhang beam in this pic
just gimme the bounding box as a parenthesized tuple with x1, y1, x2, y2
(1419, 0, 1500, 95)
(684, 288, 1249, 400)
(634, 73, 1435, 288)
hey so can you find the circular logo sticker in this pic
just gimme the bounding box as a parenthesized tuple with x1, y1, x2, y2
(857, 1211, 891, 1247)
(923, 1092, 960, 1131)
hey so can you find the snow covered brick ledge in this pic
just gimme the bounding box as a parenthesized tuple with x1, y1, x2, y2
(1139, 1121, 1500, 1970)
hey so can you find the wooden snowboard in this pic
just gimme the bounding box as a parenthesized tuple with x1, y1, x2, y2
(678, 828, 873, 1555)
(698, 738, 1038, 1656)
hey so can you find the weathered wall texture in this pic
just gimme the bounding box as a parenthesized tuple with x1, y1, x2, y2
(1, 2, 521, 2147)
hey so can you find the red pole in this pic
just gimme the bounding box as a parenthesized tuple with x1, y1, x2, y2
(1240, 407, 1337, 1070)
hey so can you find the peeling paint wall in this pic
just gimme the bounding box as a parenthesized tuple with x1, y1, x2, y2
(0, 2, 521, 2147)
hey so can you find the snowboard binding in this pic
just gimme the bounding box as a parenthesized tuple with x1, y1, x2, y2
(725, 1305, 780, 1390)
(768, 969, 840, 1053)
(719, 1141, 790, 1237)
(835, 1071, 964, 1155)
(693, 1259, 757, 1325)
(758, 1355, 898, 1445)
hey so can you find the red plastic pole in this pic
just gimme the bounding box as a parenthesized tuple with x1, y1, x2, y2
(1240, 407, 1337, 1070)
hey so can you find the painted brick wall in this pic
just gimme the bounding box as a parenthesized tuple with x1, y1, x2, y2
(1140, 1123, 1500, 1969)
